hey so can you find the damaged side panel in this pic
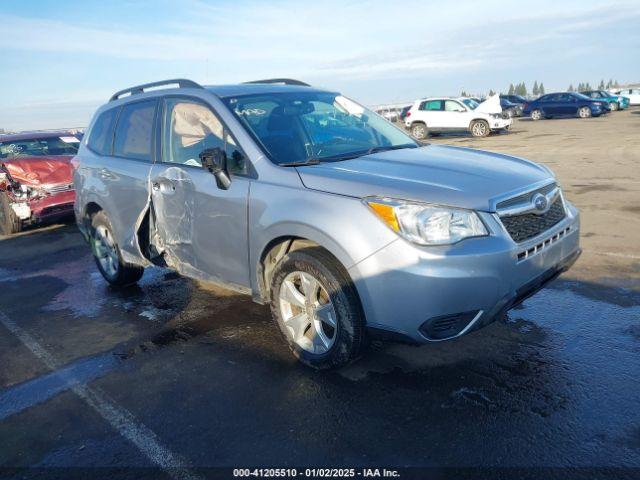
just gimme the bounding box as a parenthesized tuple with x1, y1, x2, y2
(142, 164, 252, 295)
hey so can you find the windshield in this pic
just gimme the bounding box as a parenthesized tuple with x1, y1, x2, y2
(223, 92, 417, 165)
(0, 135, 81, 159)
(461, 98, 479, 110)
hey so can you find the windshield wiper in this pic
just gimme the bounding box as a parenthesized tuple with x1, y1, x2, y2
(323, 144, 418, 162)
(364, 144, 418, 155)
(278, 144, 418, 166)
(278, 159, 322, 167)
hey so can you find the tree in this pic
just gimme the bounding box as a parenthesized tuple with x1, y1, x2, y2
(508, 83, 515, 95)
(568, 84, 574, 92)
(488, 89, 496, 96)
(539, 82, 545, 94)
(577, 82, 583, 91)
(518, 82, 528, 96)
(532, 81, 539, 96)
(461, 90, 468, 97)
(598, 79, 605, 90)
(585, 82, 592, 90)
(614, 79, 620, 88)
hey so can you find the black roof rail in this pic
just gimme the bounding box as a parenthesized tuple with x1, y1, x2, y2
(243, 78, 310, 87)
(109, 79, 203, 102)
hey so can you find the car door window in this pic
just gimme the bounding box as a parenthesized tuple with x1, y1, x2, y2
(444, 100, 465, 112)
(113, 100, 156, 161)
(162, 98, 247, 174)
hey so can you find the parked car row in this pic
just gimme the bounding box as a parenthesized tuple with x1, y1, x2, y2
(522, 91, 628, 120)
(609, 87, 640, 105)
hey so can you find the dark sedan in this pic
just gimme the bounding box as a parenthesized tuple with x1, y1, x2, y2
(500, 94, 527, 106)
(522, 92, 608, 120)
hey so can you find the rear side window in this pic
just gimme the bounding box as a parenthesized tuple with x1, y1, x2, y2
(87, 108, 118, 155)
(420, 100, 443, 111)
(113, 100, 156, 161)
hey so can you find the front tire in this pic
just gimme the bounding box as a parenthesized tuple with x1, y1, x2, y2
(610, 102, 619, 111)
(270, 247, 365, 370)
(410, 122, 428, 140)
(530, 109, 542, 121)
(0, 192, 22, 235)
(90, 211, 144, 286)
(470, 120, 490, 137)
(578, 106, 592, 118)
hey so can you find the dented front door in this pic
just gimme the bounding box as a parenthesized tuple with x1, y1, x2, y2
(149, 97, 251, 290)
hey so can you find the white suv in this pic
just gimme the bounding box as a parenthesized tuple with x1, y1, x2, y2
(404, 96, 512, 139)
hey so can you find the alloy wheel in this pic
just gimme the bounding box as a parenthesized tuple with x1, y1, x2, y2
(471, 121, 488, 137)
(579, 107, 591, 118)
(94, 225, 119, 278)
(531, 110, 542, 121)
(411, 124, 426, 139)
(278, 271, 337, 354)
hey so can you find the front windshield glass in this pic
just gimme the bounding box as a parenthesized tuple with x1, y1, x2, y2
(461, 98, 479, 110)
(223, 92, 417, 165)
(0, 135, 81, 159)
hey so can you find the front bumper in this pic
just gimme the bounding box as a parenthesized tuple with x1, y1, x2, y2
(490, 117, 512, 130)
(25, 190, 75, 225)
(349, 202, 580, 343)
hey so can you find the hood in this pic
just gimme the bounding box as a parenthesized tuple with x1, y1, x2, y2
(475, 94, 502, 114)
(1, 155, 73, 186)
(296, 145, 554, 212)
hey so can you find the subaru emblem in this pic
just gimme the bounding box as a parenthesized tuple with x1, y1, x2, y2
(533, 193, 548, 212)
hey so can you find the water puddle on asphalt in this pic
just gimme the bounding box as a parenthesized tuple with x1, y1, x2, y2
(341, 281, 640, 380)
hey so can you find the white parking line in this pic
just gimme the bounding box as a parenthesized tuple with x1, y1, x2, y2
(0, 310, 201, 480)
(585, 250, 640, 260)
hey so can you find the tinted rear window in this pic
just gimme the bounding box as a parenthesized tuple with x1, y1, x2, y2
(87, 108, 118, 155)
(113, 100, 156, 161)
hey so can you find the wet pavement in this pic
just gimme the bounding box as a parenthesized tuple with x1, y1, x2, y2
(0, 224, 639, 479)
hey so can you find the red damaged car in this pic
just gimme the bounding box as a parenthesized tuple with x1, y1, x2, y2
(0, 130, 81, 235)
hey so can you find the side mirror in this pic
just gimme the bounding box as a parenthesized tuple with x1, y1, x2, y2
(199, 147, 231, 190)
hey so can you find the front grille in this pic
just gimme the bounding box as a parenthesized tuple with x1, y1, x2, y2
(500, 197, 566, 243)
(496, 182, 556, 210)
(44, 184, 74, 195)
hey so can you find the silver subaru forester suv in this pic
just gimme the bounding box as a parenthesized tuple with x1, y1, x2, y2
(73, 79, 581, 369)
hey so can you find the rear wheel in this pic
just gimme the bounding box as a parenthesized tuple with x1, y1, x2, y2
(410, 122, 428, 140)
(530, 109, 542, 121)
(91, 211, 144, 286)
(578, 106, 592, 118)
(270, 247, 365, 370)
(470, 120, 490, 137)
(0, 192, 22, 235)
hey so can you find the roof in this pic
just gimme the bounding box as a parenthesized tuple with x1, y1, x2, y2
(0, 129, 82, 142)
(206, 83, 332, 98)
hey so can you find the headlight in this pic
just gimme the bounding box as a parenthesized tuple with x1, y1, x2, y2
(366, 198, 488, 245)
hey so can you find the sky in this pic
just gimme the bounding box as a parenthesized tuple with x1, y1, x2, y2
(1, 0, 639, 131)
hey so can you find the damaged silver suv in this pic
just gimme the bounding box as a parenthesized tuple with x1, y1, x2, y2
(74, 79, 581, 369)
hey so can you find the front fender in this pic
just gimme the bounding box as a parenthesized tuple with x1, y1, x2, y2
(248, 182, 397, 298)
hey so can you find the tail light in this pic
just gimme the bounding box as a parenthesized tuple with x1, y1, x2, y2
(406, 111, 411, 117)
(523, 103, 529, 109)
